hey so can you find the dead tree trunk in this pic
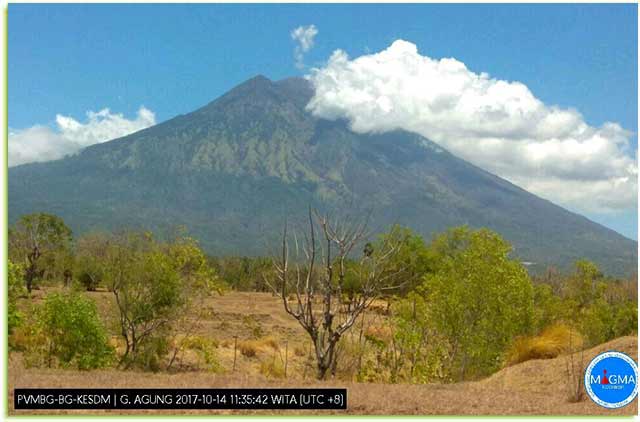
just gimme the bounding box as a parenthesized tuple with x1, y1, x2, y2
(268, 208, 403, 380)
(25, 246, 41, 293)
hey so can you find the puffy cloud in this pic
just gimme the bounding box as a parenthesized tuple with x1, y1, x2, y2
(9, 107, 155, 167)
(291, 25, 318, 70)
(306, 40, 637, 213)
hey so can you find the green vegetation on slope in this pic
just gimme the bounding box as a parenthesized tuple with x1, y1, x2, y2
(9, 76, 637, 276)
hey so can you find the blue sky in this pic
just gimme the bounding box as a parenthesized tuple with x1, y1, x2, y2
(8, 3, 638, 239)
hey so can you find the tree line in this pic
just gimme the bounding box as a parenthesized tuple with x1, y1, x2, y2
(8, 212, 637, 384)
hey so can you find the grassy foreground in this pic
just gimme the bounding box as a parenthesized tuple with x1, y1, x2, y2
(8, 290, 638, 415)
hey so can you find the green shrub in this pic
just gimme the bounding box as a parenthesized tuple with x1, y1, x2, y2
(100, 232, 222, 369)
(14, 310, 49, 366)
(9, 213, 72, 292)
(39, 292, 114, 369)
(422, 227, 534, 381)
(133, 335, 170, 372)
(559, 261, 638, 347)
(612, 300, 638, 338)
(77, 270, 101, 291)
(74, 232, 113, 291)
(183, 336, 222, 372)
(532, 283, 567, 333)
(8, 261, 26, 338)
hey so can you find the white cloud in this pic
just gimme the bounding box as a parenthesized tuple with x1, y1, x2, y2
(306, 40, 638, 213)
(9, 107, 155, 167)
(291, 25, 318, 70)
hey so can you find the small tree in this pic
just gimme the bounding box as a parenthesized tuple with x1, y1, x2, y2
(75, 232, 113, 291)
(390, 292, 432, 382)
(563, 259, 605, 309)
(9, 213, 72, 292)
(165, 235, 224, 370)
(531, 282, 566, 333)
(374, 225, 432, 297)
(39, 291, 113, 369)
(422, 226, 533, 381)
(102, 232, 220, 369)
(105, 233, 181, 367)
(268, 210, 402, 379)
(560, 260, 635, 346)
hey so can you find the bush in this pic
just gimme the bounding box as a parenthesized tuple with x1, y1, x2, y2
(389, 294, 446, 384)
(9, 213, 72, 292)
(39, 292, 114, 369)
(133, 335, 170, 372)
(422, 227, 534, 381)
(239, 341, 258, 358)
(77, 270, 102, 291)
(242, 315, 264, 339)
(558, 261, 638, 347)
(8, 261, 26, 338)
(74, 232, 112, 291)
(532, 283, 566, 332)
(13, 313, 49, 367)
(612, 300, 638, 338)
(101, 232, 222, 369)
(94, 233, 182, 368)
(506, 323, 583, 365)
(183, 336, 222, 372)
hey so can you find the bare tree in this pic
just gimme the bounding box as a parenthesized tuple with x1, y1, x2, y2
(267, 209, 403, 380)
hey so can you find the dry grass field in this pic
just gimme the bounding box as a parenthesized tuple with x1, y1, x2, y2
(8, 289, 639, 416)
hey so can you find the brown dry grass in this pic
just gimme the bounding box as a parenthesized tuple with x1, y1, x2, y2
(506, 323, 584, 365)
(238, 337, 279, 358)
(8, 290, 639, 415)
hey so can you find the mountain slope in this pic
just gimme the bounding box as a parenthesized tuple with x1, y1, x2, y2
(9, 76, 637, 275)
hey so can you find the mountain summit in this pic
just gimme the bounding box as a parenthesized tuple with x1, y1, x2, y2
(9, 76, 637, 275)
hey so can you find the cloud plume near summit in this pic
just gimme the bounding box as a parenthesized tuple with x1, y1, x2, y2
(306, 40, 637, 213)
(291, 25, 318, 69)
(9, 107, 155, 167)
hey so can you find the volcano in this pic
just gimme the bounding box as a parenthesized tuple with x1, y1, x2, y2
(9, 75, 637, 275)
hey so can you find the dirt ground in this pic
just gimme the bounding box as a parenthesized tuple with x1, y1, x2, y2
(8, 290, 639, 416)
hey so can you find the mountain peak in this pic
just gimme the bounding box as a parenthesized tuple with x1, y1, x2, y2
(8, 74, 637, 276)
(232, 74, 274, 92)
(245, 74, 272, 85)
(275, 77, 314, 108)
(194, 75, 280, 115)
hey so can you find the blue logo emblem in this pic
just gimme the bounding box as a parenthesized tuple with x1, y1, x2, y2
(584, 351, 638, 409)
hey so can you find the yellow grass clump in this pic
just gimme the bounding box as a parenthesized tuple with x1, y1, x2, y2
(364, 324, 393, 345)
(259, 357, 285, 379)
(238, 336, 279, 358)
(506, 323, 584, 366)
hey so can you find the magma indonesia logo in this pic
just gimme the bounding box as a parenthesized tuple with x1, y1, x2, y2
(584, 351, 638, 409)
